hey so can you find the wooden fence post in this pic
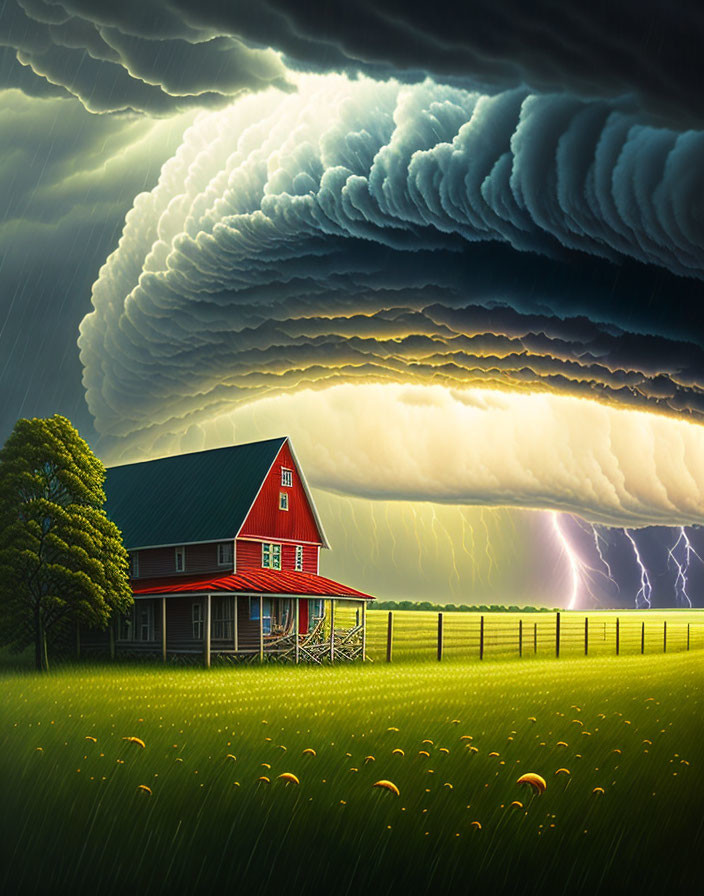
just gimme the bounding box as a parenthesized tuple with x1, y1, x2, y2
(533, 622, 537, 654)
(479, 615, 485, 660)
(386, 611, 393, 663)
(518, 619, 523, 658)
(663, 620, 667, 653)
(555, 612, 561, 658)
(641, 621, 645, 655)
(437, 612, 444, 661)
(615, 617, 620, 656)
(584, 616, 589, 656)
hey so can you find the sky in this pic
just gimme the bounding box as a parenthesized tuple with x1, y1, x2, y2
(2, 0, 704, 608)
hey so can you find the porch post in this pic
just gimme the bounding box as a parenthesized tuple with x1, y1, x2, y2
(161, 597, 167, 663)
(294, 598, 300, 665)
(233, 596, 238, 654)
(258, 595, 264, 663)
(204, 594, 211, 668)
(329, 598, 335, 663)
(361, 600, 367, 662)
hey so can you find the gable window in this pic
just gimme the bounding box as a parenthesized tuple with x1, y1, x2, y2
(295, 545, 303, 571)
(281, 468, 293, 487)
(217, 542, 234, 567)
(261, 542, 281, 570)
(175, 546, 185, 572)
(129, 551, 139, 578)
(212, 597, 234, 639)
(279, 492, 289, 511)
(192, 602, 203, 640)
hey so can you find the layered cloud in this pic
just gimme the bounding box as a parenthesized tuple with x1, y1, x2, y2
(77, 75, 704, 526)
(5, 1, 704, 128)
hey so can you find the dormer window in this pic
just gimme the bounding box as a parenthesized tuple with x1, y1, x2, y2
(281, 468, 293, 487)
(175, 545, 185, 572)
(279, 492, 289, 511)
(217, 542, 234, 566)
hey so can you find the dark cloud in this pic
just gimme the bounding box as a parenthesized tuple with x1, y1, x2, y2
(4, 1, 704, 127)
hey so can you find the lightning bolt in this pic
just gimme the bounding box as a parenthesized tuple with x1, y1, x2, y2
(668, 527, 703, 608)
(623, 529, 652, 608)
(479, 508, 497, 583)
(551, 512, 581, 610)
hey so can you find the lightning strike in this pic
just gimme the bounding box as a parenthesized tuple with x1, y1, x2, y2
(668, 526, 704, 608)
(623, 529, 653, 608)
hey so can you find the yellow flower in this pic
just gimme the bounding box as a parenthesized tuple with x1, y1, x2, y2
(516, 773, 547, 794)
(364, 755, 375, 764)
(225, 754, 236, 761)
(122, 736, 145, 749)
(136, 785, 152, 795)
(302, 748, 316, 757)
(592, 786, 605, 796)
(392, 748, 404, 756)
(373, 780, 400, 796)
(277, 773, 299, 785)
(555, 768, 571, 776)
(85, 736, 97, 743)
(257, 776, 270, 784)
(470, 821, 482, 830)
(418, 750, 430, 758)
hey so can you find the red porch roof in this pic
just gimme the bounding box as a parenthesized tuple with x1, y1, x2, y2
(132, 569, 374, 600)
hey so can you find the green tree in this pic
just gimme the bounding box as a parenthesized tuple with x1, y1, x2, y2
(0, 415, 132, 670)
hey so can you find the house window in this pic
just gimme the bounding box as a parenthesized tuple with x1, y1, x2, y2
(261, 542, 281, 570)
(212, 597, 234, 639)
(175, 546, 185, 572)
(129, 551, 139, 578)
(279, 492, 289, 511)
(281, 468, 293, 487)
(310, 599, 325, 621)
(295, 545, 303, 571)
(217, 542, 234, 567)
(192, 602, 203, 640)
(249, 597, 272, 634)
(137, 602, 154, 641)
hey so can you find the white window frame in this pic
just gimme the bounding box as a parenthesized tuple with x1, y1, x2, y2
(261, 542, 282, 570)
(175, 545, 185, 572)
(212, 597, 234, 639)
(281, 468, 293, 487)
(137, 602, 154, 642)
(295, 545, 303, 571)
(192, 602, 203, 640)
(249, 597, 272, 633)
(129, 551, 139, 578)
(279, 492, 289, 511)
(217, 541, 234, 567)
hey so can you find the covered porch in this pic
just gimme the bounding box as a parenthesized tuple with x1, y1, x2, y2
(112, 570, 372, 665)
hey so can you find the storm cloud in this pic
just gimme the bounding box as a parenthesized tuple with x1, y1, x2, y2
(77, 75, 704, 526)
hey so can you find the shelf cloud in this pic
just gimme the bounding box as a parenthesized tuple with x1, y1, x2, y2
(78, 75, 704, 526)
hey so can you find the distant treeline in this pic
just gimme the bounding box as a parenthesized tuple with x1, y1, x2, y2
(369, 601, 556, 613)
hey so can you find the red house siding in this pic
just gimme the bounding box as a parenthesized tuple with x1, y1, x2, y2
(237, 539, 318, 573)
(239, 441, 323, 544)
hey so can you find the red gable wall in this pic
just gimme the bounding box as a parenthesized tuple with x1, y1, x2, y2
(238, 440, 324, 544)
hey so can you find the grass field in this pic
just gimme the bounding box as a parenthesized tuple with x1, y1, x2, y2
(2, 625, 704, 895)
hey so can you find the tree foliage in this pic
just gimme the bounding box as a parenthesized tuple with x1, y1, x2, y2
(0, 415, 132, 670)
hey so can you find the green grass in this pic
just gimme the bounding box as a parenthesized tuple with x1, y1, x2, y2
(2, 641, 703, 894)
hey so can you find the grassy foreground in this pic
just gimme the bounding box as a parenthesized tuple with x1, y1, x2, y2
(2, 652, 703, 895)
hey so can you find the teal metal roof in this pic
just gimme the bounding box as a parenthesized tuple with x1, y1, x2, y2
(104, 437, 286, 549)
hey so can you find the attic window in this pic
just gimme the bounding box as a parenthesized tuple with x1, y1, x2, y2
(281, 468, 293, 487)
(279, 492, 289, 511)
(175, 546, 185, 572)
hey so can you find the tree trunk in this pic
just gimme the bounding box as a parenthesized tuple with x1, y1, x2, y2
(42, 626, 49, 672)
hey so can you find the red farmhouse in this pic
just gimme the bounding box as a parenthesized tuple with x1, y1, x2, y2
(82, 437, 373, 664)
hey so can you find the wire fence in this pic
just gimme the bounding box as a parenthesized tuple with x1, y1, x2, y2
(335, 607, 704, 664)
